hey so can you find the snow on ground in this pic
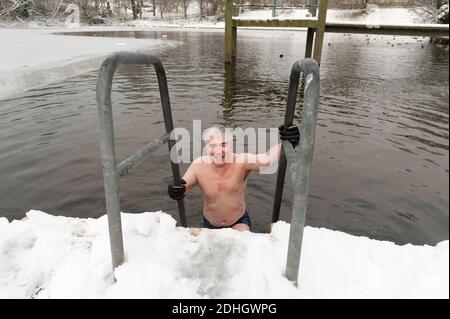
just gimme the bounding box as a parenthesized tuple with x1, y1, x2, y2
(0, 28, 179, 99)
(224, 7, 425, 24)
(0, 210, 448, 299)
(233, 8, 314, 21)
(327, 6, 431, 25)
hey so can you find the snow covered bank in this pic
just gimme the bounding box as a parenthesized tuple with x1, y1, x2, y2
(222, 7, 426, 25)
(109, 7, 432, 29)
(327, 6, 429, 24)
(0, 28, 179, 99)
(0, 210, 447, 299)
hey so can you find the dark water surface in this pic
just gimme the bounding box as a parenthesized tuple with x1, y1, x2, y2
(0, 29, 448, 245)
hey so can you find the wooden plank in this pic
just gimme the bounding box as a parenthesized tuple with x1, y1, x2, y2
(231, 19, 448, 38)
(325, 22, 449, 37)
(312, 0, 328, 64)
(233, 19, 319, 29)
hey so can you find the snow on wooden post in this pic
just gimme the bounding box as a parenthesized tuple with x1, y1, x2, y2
(312, 0, 328, 65)
(305, 0, 318, 58)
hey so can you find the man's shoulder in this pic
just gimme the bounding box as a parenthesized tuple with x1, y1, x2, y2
(192, 155, 210, 165)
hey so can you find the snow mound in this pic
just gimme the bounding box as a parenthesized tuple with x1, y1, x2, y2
(0, 211, 448, 298)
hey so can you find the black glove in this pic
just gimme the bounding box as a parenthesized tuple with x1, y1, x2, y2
(279, 124, 300, 148)
(168, 179, 187, 200)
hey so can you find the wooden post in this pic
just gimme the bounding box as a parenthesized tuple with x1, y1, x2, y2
(312, 0, 328, 65)
(225, 0, 236, 63)
(305, 0, 318, 58)
(305, 28, 315, 58)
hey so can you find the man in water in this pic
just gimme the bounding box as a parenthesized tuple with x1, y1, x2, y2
(168, 125, 300, 231)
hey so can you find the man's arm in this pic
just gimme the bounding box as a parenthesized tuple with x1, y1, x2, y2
(243, 143, 281, 171)
(244, 125, 300, 172)
(182, 159, 199, 194)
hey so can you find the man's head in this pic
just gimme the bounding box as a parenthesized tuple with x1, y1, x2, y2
(202, 126, 233, 167)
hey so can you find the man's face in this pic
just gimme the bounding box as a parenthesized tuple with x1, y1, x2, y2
(205, 134, 230, 167)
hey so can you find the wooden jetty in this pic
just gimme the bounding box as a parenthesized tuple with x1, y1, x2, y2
(225, 0, 449, 64)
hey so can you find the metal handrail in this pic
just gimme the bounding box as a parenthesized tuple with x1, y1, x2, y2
(96, 52, 187, 274)
(271, 59, 320, 285)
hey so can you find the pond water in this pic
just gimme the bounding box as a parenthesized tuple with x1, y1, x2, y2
(0, 29, 448, 245)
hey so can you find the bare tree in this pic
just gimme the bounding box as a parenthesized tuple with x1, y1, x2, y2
(209, 0, 222, 15)
(130, 0, 138, 19)
(180, 0, 190, 18)
(155, 0, 175, 18)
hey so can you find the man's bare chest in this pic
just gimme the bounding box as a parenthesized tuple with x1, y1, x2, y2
(196, 165, 247, 196)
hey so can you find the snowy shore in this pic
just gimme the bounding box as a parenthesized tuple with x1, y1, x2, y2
(0, 27, 180, 99)
(0, 7, 437, 100)
(0, 211, 448, 299)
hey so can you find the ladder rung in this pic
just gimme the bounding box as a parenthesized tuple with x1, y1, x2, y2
(116, 132, 170, 177)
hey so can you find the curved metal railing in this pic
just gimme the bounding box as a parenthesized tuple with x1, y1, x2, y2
(96, 52, 187, 273)
(271, 58, 321, 285)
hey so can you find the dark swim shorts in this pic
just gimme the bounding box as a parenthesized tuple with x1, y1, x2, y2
(203, 209, 251, 230)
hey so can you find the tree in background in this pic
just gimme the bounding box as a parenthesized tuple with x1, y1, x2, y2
(130, 0, 138, 19)
(155, 0, 175, 18)
(2, 0, 448, 22)
(180, 0, 190, 18)
(412, 0, 449, 23)
(436, 0, 448, 23)
(206, 0, 223, 15)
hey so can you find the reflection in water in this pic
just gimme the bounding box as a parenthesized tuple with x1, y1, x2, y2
(0, 30, 448, 245)
(222, 62, 236, 126)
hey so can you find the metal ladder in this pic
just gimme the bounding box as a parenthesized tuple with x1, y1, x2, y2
(271, 59, 321, 285)
(96, 53, 320, 286)
(96, 52, 187, 272)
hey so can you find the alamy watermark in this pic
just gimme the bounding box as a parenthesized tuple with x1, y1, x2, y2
(170, 120, 282, 174)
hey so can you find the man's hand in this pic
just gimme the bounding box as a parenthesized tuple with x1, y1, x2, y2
(168, 179, 187, 200)
(279, 124, 300, 148)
